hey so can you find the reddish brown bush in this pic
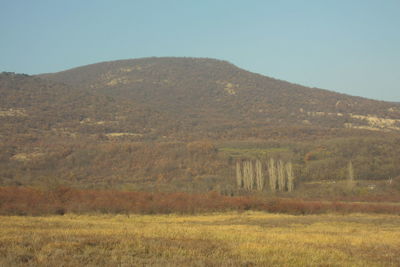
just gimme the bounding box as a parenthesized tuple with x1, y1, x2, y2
(1, 186, 399, 216)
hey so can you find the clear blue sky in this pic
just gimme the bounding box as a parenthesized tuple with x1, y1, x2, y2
(1, 0, 399, 101)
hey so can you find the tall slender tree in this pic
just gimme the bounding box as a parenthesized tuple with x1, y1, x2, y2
(277, 160, 286, 191)
(248, 160, 254, 191)
(236, 160, 243, 189)
(255, 159, 264, 191)
(243, 161, 248, 190)
(243, 160, 254, 191)
(347, 160, 355, 189)
(286, 161, 294, 192)
(268, 158, 277, 192)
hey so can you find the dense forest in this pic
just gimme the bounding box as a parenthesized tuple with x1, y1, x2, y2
(1, 58, 400, 199)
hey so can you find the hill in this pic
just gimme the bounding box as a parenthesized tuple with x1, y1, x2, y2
(39, 57, 400, 139)
(0, 71, 174, 141)
(1, 58, 400, 194)
(0, 72, 119, 136)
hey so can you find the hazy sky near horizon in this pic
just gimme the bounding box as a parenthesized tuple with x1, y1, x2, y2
(1, 0, 399, 101)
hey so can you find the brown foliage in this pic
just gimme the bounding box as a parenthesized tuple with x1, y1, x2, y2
(1, 186, 399, 216)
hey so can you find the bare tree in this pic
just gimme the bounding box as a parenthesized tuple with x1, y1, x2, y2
(236, 160, 243, 189)
(286, 161, 294, 192)
(255, 159, 264, 191)
(243, 160, 254, 191)
(248, 161, 254, 191)
(277, 160, 286, 191)
(243, 161, 249, 190)
(347, 161, 355, 189)
(268, 158, 277, 192)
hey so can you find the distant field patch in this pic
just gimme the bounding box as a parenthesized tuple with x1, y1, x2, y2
(219, 147, 290, 158)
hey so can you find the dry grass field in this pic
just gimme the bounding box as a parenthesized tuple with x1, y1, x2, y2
(1, 212, 400, 266)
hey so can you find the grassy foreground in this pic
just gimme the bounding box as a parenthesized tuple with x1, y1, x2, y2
(1, 212, 399, 266)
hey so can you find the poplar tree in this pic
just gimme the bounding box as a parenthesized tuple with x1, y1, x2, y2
(243, 160, 254, 191)
(268, 158, 277, 192)
(347, 161, 355, 189)
(277, 160, 286, 191)
(255, 159, 264, 191)
(236, 160, 243, 189)
(286, 161, 294, 192)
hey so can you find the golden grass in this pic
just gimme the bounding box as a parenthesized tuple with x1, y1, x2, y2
(1, 212, 400, 266)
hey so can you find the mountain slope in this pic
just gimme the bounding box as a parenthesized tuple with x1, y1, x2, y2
(39, 57, 400, 136)
(0, 72, 132, 136)
(1, 58, 400, 189)
(0, 72, 178, 140)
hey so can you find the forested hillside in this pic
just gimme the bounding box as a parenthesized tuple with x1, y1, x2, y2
(1, 58, 400, 198)
(40, 58, 400, 137)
